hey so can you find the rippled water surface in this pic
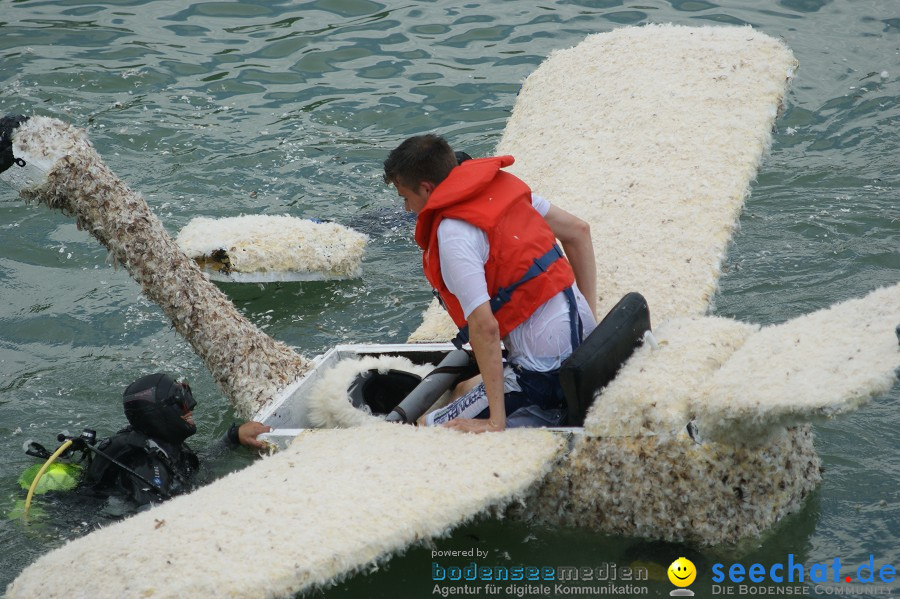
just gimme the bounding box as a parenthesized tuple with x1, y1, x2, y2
(1, 1, 898, 597)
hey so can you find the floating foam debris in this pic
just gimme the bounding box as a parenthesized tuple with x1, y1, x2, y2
(176, 215, 368, 283)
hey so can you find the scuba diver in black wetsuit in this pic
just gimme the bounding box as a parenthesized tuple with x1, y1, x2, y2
(84, 373, 273, 507)
(22, 373, 270, 512)
(82, 373, 202, 506)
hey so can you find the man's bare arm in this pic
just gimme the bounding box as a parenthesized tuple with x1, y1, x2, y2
(444, 301, 506, 433)
(543, 204, 597, 315)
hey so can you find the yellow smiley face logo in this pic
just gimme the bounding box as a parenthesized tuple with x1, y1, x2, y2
(668, 557, 697, 587)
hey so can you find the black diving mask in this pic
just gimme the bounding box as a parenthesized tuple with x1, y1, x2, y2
(166, 382, 196, 414)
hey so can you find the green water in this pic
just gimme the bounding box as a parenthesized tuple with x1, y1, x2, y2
(1, 0, 897, 597)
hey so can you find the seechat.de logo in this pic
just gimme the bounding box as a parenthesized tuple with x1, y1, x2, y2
(711, 554, 896, 585)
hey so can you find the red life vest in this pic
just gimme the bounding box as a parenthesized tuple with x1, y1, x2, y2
(415, 155, 575, 339)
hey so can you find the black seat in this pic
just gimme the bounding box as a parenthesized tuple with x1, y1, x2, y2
(560, 292, 651, 426)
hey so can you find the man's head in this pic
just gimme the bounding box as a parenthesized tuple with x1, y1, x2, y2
(383, 134, 457, 214)
(123, 373, 197, 446)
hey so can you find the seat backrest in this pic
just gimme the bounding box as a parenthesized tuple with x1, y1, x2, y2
(560, 292, 651, 426)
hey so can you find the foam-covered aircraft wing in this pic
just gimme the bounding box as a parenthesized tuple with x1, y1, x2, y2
(411, 24, 797, 341)
(695, 283, 900, 442)
(7, 425, 562, 598)
(501, 25, 796, 321)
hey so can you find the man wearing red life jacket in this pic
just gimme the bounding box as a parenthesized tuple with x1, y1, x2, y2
(384, 134, 597, 433)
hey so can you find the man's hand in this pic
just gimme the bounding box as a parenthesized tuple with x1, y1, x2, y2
(444, 417, 505, 433)
(238, 421, 272, 449)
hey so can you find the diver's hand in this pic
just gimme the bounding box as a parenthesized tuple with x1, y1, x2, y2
(443, 418, 505, 433)
(238, 421, 272, 449)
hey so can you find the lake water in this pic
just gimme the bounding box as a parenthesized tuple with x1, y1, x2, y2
(1, 0, 897, 597)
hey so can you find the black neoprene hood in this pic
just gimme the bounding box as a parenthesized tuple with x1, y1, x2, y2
(122, 373, 197, 445)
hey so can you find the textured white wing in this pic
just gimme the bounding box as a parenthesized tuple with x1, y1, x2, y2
(696, 282, 900, 442)
(411, 24, 797, 343)
(8, 425, 563, 599)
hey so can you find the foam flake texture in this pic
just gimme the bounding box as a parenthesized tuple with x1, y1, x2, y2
(305, 355, 436, 428)
(697, 283, 900, 441)
(7, 425, 563, 599)
(177, 215, 368, 280)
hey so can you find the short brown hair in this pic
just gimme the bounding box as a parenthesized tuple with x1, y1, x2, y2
(383, 134, 457, 189)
